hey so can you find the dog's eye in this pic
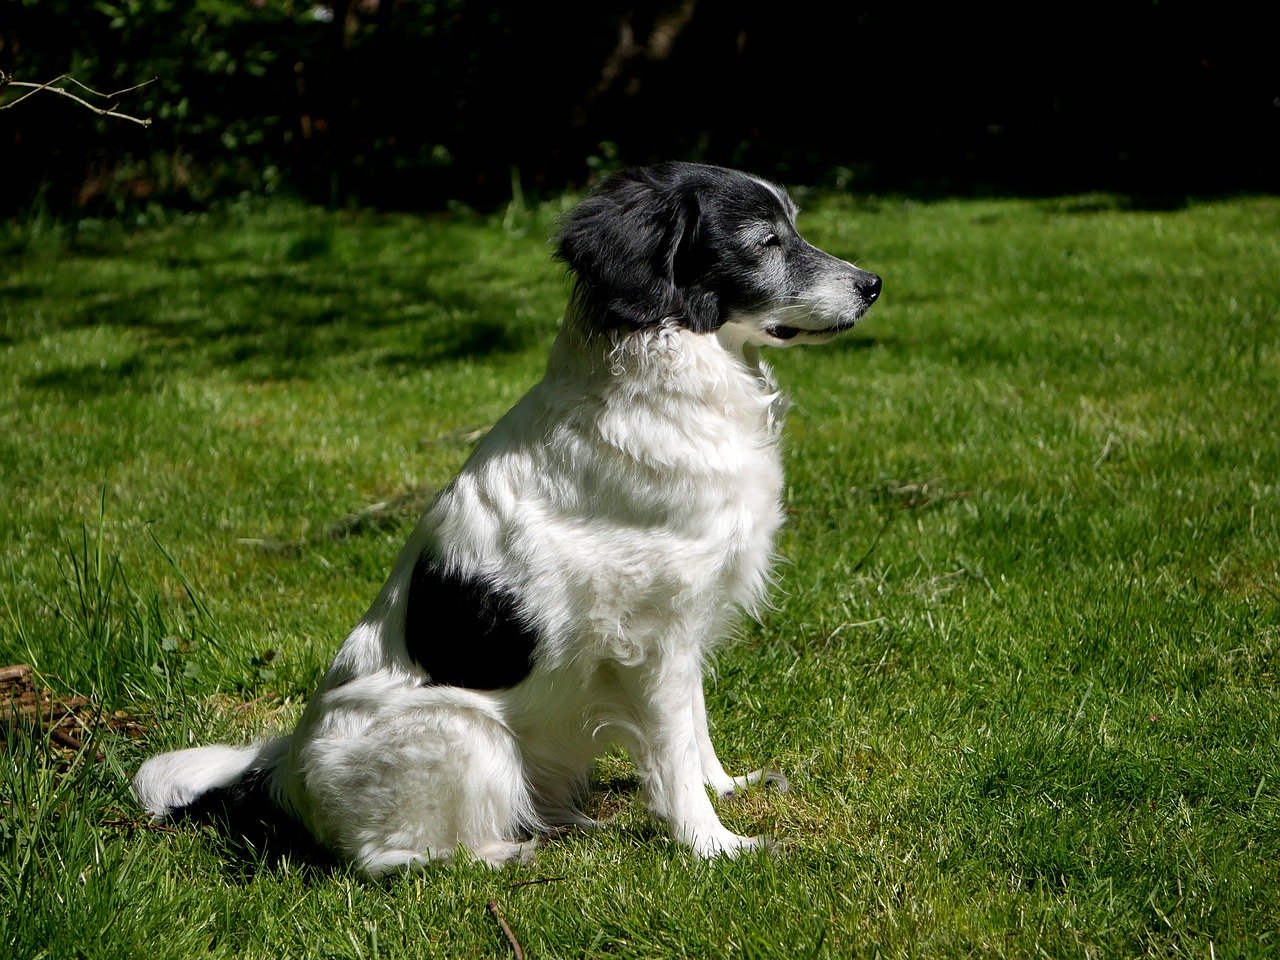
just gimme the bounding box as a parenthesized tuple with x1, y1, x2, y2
(760, 233, 781, 248)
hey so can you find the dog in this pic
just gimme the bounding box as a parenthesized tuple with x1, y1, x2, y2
(134, 161, 882, 875)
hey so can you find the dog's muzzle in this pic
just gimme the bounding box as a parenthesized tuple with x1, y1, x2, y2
(766, 270, 883, 340)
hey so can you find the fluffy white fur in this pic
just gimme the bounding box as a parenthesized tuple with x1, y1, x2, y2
(134, 163, 880, 876)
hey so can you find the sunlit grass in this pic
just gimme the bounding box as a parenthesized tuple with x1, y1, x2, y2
(2, 193, 1278, 958)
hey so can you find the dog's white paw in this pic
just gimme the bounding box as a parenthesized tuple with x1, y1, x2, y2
(714, 768, 790, 798)
(472, 839, 537, 868)
(688, 829, 777, 859)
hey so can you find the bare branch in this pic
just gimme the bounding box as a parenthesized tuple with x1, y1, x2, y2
(59, 75, 157, 100)
(0, 71, 155, 127)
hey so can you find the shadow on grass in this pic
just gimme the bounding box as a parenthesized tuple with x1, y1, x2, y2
(171, 769, 650, 883)
(19, 270, 550, 391)
(170, 779, 340, 883)
(8, 208, 562, 389)
(26, 353, 166, 398)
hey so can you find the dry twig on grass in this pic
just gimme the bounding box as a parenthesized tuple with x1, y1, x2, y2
(506, 875, 568, 890)
(0, 71, 154, 127)
(2, 663, 146, 767)
(487, 898, 525, 960)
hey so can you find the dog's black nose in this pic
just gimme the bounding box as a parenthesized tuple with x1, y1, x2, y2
(859, 273, 882, 303)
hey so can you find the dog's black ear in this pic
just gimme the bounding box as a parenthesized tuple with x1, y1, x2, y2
(557, 165, 718, 331)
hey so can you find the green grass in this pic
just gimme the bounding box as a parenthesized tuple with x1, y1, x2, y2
(3, 191, 1278, 958)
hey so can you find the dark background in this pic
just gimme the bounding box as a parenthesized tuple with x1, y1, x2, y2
(3, 0, 1277, 216)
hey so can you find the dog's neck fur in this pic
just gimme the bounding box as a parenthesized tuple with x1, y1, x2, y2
(548, 302, 787, 435)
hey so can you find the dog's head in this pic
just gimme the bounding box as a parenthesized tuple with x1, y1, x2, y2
(556, 161, 881, 347)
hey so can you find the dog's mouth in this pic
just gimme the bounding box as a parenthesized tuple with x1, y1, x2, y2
(765, 298, 879, 341)
(763, 298, 876, 341)
(765, 325, 805, 340)
(765, 321, 853, 341)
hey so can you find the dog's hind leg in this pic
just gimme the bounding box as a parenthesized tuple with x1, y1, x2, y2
(355, 847, 434, 878)
(355, 840, 535, 877)
(294, 684, 539, 876)
(691, 681, 789, 797)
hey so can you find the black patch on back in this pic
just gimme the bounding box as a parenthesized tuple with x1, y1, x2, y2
(404, 551, 539, 689)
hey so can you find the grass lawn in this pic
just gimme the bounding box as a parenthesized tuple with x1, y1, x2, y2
(2, 190, 1278, 958)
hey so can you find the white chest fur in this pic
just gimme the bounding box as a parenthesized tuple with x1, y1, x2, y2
(424, 319, 787, 670)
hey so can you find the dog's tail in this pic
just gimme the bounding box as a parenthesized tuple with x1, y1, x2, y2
(133, 736, 290, 820)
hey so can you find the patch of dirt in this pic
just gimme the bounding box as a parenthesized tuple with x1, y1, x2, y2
(0, 663, 146, 766)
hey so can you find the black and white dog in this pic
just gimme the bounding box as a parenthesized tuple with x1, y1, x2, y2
(134, 162, 882, 875)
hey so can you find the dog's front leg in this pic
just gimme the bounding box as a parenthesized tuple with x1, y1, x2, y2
(692, 681, 790, 797)
(618, 654, 768, 858)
